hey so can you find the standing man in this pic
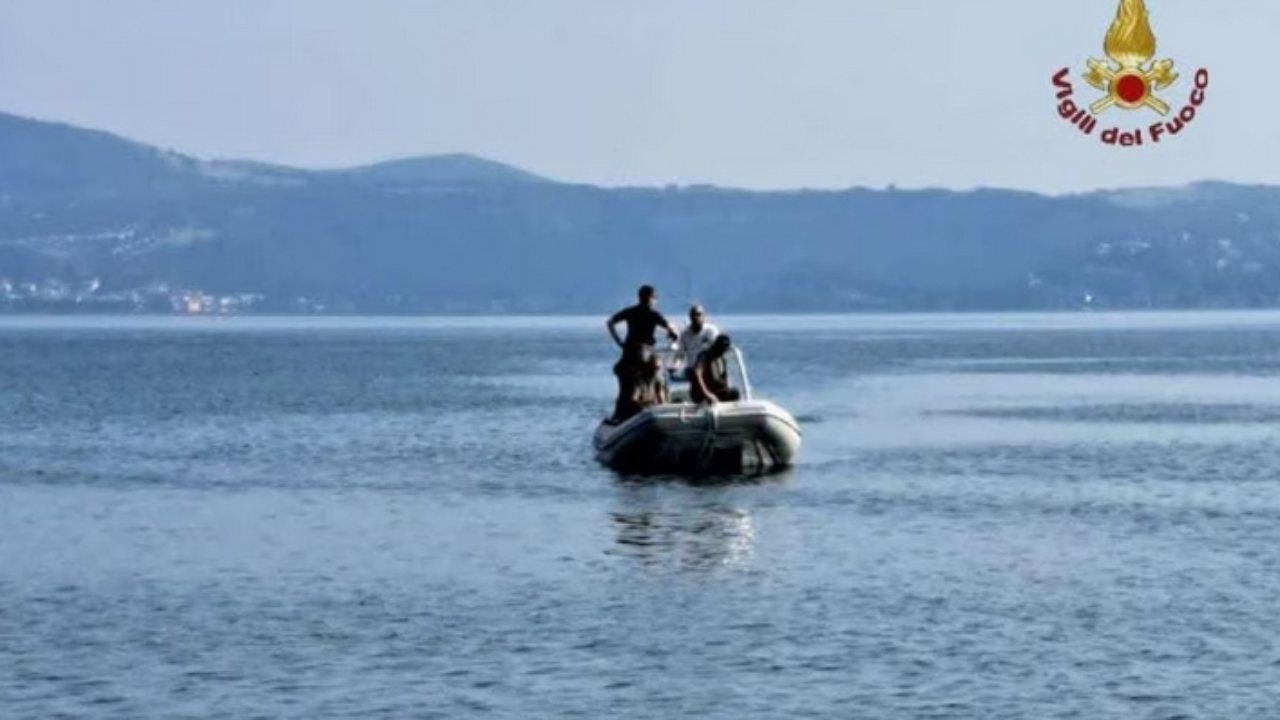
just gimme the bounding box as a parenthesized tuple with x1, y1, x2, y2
(606, 285, 678, 422)
(674, 304, 720, 377)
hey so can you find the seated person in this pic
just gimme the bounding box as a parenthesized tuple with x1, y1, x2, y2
(690, 335, 741, 405)
(611, 343, 649, 422)
(635, 353, 669, 408)
(611, 349, 668, 422)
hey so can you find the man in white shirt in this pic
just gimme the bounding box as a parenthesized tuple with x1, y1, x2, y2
(674, 304, 720, 377)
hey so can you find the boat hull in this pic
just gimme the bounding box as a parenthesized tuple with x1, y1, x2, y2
(593, 400, 801, 474)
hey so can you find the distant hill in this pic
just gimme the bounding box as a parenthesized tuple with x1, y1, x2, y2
(339, 154, 552, 188)
(0, 112, 195, 196)
(1, 110, 1279, 314)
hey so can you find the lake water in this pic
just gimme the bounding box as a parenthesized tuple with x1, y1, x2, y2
(2, 312, 1279, 718)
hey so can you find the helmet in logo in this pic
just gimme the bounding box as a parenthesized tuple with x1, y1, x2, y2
(1083, 0, 1179, 115)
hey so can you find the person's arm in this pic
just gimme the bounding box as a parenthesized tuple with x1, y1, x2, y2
(606, 310, 626, 348)
(658, 313, 678, 342)
(691, 360, 718, 405)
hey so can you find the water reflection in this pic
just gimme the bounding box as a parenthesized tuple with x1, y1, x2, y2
(608, 488, 760, 572)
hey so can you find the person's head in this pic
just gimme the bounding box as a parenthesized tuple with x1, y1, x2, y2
(688, 304, 706, 330)
(707, 334, 732, 359)
(638, 284, 657, 308)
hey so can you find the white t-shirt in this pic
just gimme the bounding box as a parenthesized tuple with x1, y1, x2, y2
(677, 323, 720, 366)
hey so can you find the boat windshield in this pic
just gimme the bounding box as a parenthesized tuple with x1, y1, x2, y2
(655, 344, 753, 401)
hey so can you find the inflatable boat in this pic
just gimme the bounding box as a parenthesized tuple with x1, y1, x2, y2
(594, 347, 801, 474)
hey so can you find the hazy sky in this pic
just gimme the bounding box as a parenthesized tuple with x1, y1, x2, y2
(0, 0, 1271, 192)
